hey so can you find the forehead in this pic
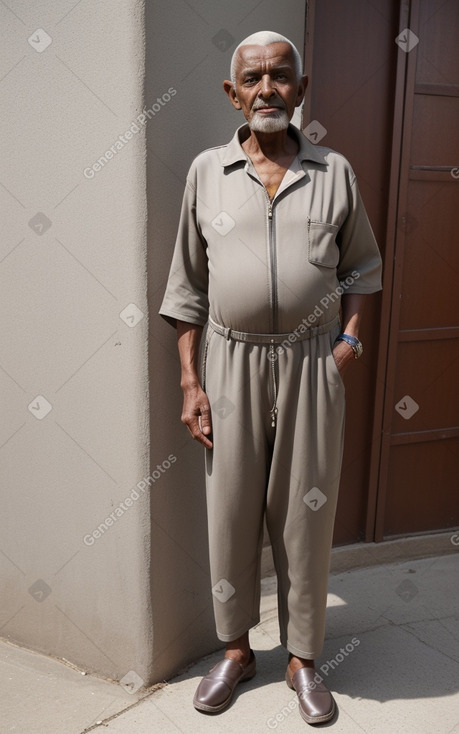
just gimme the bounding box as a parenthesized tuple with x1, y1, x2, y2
(235, 42, 295, 72)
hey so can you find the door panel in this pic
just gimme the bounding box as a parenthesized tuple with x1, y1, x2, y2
(416, 0, 459, 83)
(411, 96, 459, 165)
(392, 340, 459, 431)
(385, 439, 459, 536)
(400, 183, 458, 330)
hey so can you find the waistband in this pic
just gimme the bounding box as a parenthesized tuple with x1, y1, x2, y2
(208, 314, 340, 344)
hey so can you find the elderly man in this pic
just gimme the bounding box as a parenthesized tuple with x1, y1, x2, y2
(160, 31, 382, 725)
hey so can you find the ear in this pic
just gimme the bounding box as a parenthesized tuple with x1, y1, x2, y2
(223, 80, 242, 110)
(295, 75, 309, 107)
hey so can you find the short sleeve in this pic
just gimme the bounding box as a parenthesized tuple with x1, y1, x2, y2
(336, 175, 383, 293)
(158, 172, 209, 328)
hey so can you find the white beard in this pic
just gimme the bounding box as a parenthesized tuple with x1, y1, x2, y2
(249, 109, 290, 132)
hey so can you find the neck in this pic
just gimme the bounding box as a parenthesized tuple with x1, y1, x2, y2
(242, 126, 297, 159)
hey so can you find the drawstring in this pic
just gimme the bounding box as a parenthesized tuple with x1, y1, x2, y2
(269, 341, 278, 428)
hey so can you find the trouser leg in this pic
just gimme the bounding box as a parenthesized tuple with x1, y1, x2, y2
(265, 323, 346, 659)
(203, 332, 273, 641)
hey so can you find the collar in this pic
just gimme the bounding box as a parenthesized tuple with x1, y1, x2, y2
(220, 123, 328, 167)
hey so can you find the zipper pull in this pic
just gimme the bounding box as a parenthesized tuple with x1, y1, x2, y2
(271, 407, 278, 428)
(268, 203, 273, 219)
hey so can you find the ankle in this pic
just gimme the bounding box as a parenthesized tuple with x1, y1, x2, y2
(288, 654, 315, 673)
(225, 639, 251, 665)
(225, 649, 251, 662)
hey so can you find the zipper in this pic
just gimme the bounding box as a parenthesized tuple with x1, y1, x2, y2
(245, 165, 304, 430)
(266, 194, 278, 428)
(266, 197, 278, 332)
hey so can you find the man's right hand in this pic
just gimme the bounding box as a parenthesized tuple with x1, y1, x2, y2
(181, 383, 213, 449)
(176, 320, 213, 448)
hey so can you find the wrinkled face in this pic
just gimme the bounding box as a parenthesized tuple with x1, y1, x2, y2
(229, 42, 306, 132)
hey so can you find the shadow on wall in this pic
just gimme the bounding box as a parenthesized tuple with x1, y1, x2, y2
(145, 0, 307, 682)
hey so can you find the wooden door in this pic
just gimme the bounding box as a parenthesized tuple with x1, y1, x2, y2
(371, 0, 459, 539)
(306, 0, 459, 543)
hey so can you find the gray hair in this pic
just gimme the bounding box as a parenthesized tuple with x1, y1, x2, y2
(230, 31, 303, 85)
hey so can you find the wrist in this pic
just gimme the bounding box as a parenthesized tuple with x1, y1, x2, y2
(335, 332, 363, 359)
(180, 374, 200, 390)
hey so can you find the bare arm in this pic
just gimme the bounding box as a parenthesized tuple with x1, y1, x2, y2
(332, 293, 367, 374)
(177, 320, 213, 449)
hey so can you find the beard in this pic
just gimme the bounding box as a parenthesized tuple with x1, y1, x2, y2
(249, 108, 290, 132)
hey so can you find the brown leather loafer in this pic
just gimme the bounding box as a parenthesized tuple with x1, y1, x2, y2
(193, 650, 256, 713)
(286, 665, 336, 724)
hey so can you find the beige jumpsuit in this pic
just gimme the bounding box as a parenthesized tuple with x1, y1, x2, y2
(160, 123, 382, 658)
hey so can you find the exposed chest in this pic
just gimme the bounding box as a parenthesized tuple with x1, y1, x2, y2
(251, 158, 295, 200)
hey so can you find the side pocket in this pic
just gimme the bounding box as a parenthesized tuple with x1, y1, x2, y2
(328, 328, 346, 390)
(329, 347, 346, 390)
(200, 325, 213, 392)
(308, 219, 340, 268)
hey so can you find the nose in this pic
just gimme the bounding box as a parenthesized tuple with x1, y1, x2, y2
(259, 73, 275, 98)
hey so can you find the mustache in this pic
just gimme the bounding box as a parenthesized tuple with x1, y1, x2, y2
(252, 100, 286, 111)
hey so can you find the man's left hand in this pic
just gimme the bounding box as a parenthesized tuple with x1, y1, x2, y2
(332, 340, 355, 376)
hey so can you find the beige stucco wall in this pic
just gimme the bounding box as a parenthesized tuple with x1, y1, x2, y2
(0, 0, 152, 683)
(0, 0, 306, 686)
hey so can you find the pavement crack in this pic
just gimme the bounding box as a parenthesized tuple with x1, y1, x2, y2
(79, 682, 169, 733)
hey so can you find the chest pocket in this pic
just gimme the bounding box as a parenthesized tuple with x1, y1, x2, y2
(307, 220, 340, 268)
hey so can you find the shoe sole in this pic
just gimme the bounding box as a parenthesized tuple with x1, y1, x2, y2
(193, 667, 256, 713)
(298, 697, 336, 725)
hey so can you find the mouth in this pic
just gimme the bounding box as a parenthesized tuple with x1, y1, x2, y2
(253, 106, 284, 114)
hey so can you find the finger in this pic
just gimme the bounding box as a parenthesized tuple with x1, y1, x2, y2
(199, 403, 212, 435)
(187, 416, 213, 449)
(333, 343, 350, 374)
(200, 433, 213, 449)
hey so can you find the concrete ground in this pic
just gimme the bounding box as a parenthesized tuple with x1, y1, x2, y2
(2, 552, 458, 734)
